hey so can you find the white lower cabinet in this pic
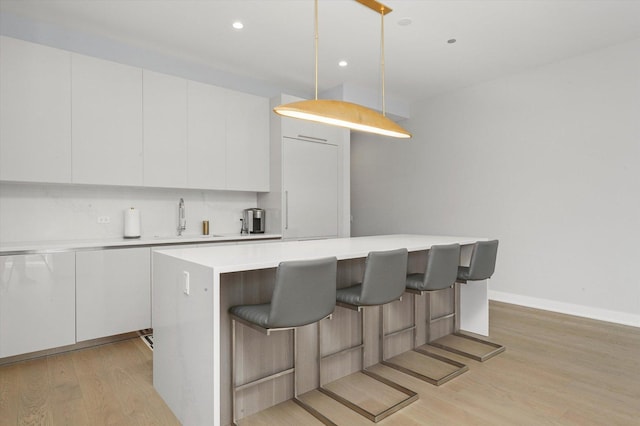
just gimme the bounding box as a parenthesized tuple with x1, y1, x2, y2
(76, 247, 151, 342)
(0, 253, 76, 358)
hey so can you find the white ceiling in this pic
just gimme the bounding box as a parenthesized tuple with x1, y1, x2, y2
(2, 0, 640, 104)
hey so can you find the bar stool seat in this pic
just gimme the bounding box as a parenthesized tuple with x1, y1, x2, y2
(319, 248, 418, 423)
(335, 285, 364, 305)
(382, 243, 469, 386)
(229, 304, 271, 327)
(405, 273, 428, 290)
(229, 257, 338, 426)
(430, 240, 506, 362)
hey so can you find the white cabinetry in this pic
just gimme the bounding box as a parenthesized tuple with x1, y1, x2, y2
(0, 36, 72, 183)
(72, 54, 143, 186)
(1, 37, 269, 191)
(187, 81, 227, 189)
(76, 247, 150, 342)
(0, 253, 76, 358)
(143, 70, 188, 188)
(259, 94, 349, 239)
(226, 91, 270, 192)
(283, 138, 339, 239)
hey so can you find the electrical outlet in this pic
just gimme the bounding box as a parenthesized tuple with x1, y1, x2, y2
(183, 271, 190, 295)
(97, 216, 111, 224)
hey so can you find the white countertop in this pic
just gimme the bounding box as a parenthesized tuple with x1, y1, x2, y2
(0, 233, 282, 255)
(155, 234, 485, 273)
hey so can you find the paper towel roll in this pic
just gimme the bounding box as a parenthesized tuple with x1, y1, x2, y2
(124, 208, 141, 238)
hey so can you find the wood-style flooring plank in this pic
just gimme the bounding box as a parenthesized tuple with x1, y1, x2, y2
(1, 302, 639, 425)
(242, 301, 640, 425)
(0, 363, 20, 426)
(71, 345, 130, 426)
(16, 358, 52, 426)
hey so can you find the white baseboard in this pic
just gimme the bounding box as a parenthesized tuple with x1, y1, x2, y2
(489, 290, 640, 328)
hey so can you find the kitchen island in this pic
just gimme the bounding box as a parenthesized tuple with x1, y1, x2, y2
(152, 234, 490, 425)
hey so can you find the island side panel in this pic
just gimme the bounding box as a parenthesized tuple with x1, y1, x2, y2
(459, 244, 489, 336)
(153, 252, 215, 426)
(459, 279, 489, 335)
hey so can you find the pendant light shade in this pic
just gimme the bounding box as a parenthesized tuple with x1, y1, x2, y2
(274, 99, 411, 138)
(274, 0, 411, 139)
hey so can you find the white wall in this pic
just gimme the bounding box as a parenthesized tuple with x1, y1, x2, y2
(0, 182, 256, 243)
(351, 38, 640, 327)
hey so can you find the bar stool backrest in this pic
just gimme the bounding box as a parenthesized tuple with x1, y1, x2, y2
(466, 240, 499, 281)
(359, 248, 409, 306)
(268, 257, 337, 328)
(422, 243, 461, 291)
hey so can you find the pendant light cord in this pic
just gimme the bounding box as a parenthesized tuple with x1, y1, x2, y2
(314, 0, 319, 101)
(380, 7, 386, 117)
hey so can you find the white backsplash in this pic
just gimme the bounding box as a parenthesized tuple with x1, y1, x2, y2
(0, 182, 257, 243)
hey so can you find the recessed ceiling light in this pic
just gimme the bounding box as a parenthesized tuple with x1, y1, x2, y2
(338, 60, 348, 67)
(397, 17, 412, 27)
(447, 38, 457, 44)
(232, 21, 244, 30)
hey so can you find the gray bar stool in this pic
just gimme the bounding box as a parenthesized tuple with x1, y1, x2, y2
(381, 243, 469, 385)
(430, 239, 505, 361)
(229, 257, 338, 426)
(318, 248, 418, 423)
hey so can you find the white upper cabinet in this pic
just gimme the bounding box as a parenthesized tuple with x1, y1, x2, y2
(72, 54, 143, 186)
(1, 37, 269, 191)
(187, 81, 227, 190)
(0, 36, 72, 183)
(226, 91, 269, 192)
(143, 70, 188, 188)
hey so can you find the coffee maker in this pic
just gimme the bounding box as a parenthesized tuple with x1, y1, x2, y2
(242, 208, 265, 234)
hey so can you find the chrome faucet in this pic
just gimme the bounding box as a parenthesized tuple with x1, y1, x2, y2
(177, 198, 186, 236)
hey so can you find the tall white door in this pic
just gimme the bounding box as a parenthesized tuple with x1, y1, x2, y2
(282, 137, 338, 239)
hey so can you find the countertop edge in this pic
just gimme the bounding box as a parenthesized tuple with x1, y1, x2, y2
(0, 234, 283, 256)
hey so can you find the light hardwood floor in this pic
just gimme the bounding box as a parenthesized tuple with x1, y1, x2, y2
(1, 301, 638, 425)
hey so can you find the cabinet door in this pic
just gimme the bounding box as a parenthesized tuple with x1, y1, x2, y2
(0, 36, 72, 183)
(76, 248, 150, 342)
(187, 81, 226, 189)
(143, 70, 188, 188)
(72, 54, 143, 185)
(283, 138, 338, 239)
(0, 253, 75, 358)
(226, 91, 269, 191)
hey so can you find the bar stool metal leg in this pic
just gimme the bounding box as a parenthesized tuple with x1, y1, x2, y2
(231, 317, 336, 426)
(232, 318, 237, 425)
(318, 305, 418, 423)
(429, 281, 505, 362)
(380, 293, 468, 386)
(229, 256, 338, 424)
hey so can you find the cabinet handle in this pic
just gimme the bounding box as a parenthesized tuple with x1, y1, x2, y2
(298, 134, 327, 142)
(285, 191, 289, 230)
